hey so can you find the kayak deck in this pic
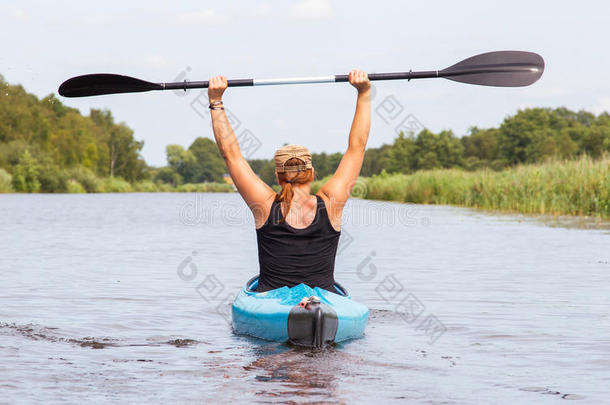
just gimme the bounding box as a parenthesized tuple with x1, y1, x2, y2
(232, 276, 369, 347)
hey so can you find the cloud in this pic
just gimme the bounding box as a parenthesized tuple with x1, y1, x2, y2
(142, 54, 173, 70)
(82, 14, 129, 25)
(38, 5, 327, 28)
(593, 97, 610, 115)
(1, 5, 27, 22)
(55, 9, 230, 27)
(252, 3, 272, 18)
(287, 0, 334, 21)
(244, 1, 333, 21)
(12, 8, 26, 21)
(67, 53, 172, 71)
(175, 9, 230, 25)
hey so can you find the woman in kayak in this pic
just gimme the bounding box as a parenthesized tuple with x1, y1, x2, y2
(208, 70, 371, 292)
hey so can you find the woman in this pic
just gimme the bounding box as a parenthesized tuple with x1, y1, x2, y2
(208, 70, 371, 292)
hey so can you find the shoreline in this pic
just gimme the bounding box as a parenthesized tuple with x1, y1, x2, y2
(3, 156, 608, 222)
(314, 155, 610, 220)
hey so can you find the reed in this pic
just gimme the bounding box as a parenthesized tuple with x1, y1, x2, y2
(313, 155, 610, 218)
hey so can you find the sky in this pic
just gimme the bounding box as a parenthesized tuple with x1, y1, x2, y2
(2, 0, 609, 166)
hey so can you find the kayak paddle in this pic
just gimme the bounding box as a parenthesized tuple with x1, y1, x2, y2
(58, 50, 544, 98)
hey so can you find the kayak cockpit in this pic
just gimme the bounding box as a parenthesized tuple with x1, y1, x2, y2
(244, 275, 349, 297)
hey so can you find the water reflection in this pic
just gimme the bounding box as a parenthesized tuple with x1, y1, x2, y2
(246, 345, 343, 403)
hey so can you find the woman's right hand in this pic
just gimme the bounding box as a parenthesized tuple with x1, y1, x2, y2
(208, 75, 228, 103)
(348, 69, 371, 94)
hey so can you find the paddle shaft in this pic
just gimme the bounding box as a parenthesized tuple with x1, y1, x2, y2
(161, 72, 434, 91)
(160, 65, 538, 91)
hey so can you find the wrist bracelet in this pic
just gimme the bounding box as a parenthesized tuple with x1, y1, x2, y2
(209, 106, 225, 111)
(209, 100, 223, 107)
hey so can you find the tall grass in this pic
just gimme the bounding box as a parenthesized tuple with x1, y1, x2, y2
(314, 155, 610, 218)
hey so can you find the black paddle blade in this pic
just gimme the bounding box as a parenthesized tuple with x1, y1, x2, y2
(58, 74, 163, 97)
(440, 51, 544, 87)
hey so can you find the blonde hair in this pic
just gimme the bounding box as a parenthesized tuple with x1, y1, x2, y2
(275, 158, 314, 221)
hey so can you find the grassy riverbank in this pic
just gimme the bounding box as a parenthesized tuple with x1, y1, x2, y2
(0, 168, 233, 194)
(3, 151, 608, 220)
(313, 155, 610, 218)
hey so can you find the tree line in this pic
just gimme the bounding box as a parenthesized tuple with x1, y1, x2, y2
(0, 75, 147, 192)
(245, 107, 610, 185)
(1, 73, 609, 193)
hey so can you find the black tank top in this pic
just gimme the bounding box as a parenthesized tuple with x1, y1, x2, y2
(256, 195, 341, 292)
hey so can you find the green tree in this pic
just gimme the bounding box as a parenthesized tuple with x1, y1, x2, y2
(524, 128, 557, 162)
(188, 137, 225, 182)
(166, 144, 196, 182)
(581, 126, 609, 158)
(555, 130, 578, 158)
(462, 127, 499, 162)
(361, 144, 391, 176)
(154, 166, 183, 186)
(386, 132, 415, 173)
(497, 108, 551, 164)
(108, 124, 146, 181)
(12, 150, 40, 192)
(248, 159, 276, 185)
(434, 130, 464, 168)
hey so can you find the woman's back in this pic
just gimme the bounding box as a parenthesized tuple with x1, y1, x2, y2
(256, 195, 340, 292)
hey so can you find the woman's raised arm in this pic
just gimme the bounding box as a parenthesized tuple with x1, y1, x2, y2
(318, 70, 371, 226)
(208, 76, 276, 223)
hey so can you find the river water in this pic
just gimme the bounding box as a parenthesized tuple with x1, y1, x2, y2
(1, 193, 608, 404)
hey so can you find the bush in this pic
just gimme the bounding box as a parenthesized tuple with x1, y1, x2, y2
(66, 167, 101, 193)
(463, 156, 485, 171)
(490, 159, 509, 171)
(100, 177, 133, 192)
(153, 182, 174, 192)
(38, 163, 68, 193)
(175, 182, 234, 193)
(66, 180, 86, 193)
(0, 168, 13, 192)
(133, 180, 158, 192)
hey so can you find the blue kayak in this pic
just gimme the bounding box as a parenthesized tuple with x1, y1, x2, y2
(232, 276, 369, 347)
